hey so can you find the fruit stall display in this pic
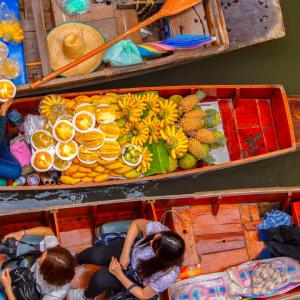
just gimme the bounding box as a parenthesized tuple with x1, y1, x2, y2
(30, 90, 226, 185)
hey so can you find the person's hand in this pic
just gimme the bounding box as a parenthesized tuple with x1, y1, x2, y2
(0, 98, 12, 116)
(0, 269, 12, 288)
(119, 251, 130, 270)
(109, 257, 123, 278)
(4, 230, 24, 242)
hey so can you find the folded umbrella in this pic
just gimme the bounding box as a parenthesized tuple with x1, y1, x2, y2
(137, 34, 215, 57)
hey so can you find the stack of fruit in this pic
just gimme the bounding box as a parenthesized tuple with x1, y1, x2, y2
(178, 90, 226, 168)
(32, 89, 226, 185)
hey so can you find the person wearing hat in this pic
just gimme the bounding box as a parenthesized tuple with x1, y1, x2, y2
(47, 22, 105, 77)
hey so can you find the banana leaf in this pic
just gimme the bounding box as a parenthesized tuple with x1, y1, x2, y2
(145, 140, 169, 176)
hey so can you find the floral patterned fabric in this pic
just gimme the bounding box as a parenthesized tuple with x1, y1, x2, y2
(227, 257, 300, 298)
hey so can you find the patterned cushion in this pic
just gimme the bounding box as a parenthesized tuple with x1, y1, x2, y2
(252, 263, 286, 295)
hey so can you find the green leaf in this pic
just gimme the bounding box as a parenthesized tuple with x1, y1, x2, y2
(144, 140, 169, 176)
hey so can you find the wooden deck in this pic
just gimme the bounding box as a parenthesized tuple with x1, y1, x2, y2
(172, 203, 264, 274)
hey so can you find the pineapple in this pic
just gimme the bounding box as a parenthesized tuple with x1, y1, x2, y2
(204, 109, 220, 128)
(181, 117, 204, 134)
(195, 129, 219, 144)
(180, 90, 206, 113)
(184, 109, 205, 119)
(188, 138, 213, 164)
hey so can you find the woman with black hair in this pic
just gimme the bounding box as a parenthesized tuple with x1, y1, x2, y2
(69, 219, 185, 300)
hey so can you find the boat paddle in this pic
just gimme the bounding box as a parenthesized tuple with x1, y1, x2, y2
(30, 0, 201, 89)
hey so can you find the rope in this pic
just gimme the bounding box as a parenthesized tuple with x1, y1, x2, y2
(160, 209, 186, 225)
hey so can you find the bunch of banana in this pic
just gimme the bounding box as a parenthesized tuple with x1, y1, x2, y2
(143, 116, 161, 144)
(137, 147, 153, 173)
(0, 20, 24, 43)
(142, 92, 160, 118)
(118, 94, 144, 123)
(158, 99, 179, 127)
(124, 122, 149, 147)
(160, 125, 188, 159)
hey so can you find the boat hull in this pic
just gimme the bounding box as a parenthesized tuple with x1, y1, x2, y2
(4, 85, 296, 192)
(1, 187, 300, 299)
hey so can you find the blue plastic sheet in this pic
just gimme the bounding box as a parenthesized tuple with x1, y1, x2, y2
(0, 0, 28, 86)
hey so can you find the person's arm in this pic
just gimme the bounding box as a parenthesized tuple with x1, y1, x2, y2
(109, 257, 156, 299)
(0, 269, 16, 300)
(119, 219, 148, 269)
(0, 99, 11, 142)
(4, 226, 55, 241)
(0, 99, 12, 141)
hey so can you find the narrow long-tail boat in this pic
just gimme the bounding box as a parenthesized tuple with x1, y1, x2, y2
(2, 85, 297, 192)
(1, 187, 300, 299)
(9, 0, 285, 96)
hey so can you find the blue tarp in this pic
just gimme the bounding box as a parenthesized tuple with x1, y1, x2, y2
(0, 0, 28, 86)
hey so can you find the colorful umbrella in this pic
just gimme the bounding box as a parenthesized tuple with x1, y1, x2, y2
(137, 34, 215, 58)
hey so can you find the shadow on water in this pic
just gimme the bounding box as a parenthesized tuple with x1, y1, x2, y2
(1, 149, 300, 213)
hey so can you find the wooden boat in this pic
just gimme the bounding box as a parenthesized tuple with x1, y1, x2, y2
(1, 84, 297, 193)
(17, 0, 229, 95)
(1, 187, 300, 300)
(12, 0, 285, 97)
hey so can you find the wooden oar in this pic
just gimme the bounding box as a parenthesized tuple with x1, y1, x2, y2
(30, 0, 201, 89)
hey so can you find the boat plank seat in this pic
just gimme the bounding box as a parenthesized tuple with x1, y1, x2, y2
(172, 203, 263, 274)
(240, 203, 265, 259)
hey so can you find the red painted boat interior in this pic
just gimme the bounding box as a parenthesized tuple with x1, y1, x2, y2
(2, 190, 300, 298)
(10, 86, 295, 165)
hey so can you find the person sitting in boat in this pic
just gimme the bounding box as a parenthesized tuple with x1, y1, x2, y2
(0, 227, 77, 300)
(0, 99, 21, 180)
(69, 219, 186, 300)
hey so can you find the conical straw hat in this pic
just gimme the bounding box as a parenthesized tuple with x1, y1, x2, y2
(47, 22, 105, 77)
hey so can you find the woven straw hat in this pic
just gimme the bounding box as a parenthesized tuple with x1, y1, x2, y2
(47, 22, 105, 77)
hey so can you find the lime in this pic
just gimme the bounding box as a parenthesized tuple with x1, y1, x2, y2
(179, 153, 197, 170)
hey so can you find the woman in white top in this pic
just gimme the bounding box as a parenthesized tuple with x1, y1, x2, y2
(0, 227, 76, 300)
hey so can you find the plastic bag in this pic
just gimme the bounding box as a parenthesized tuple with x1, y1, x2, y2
(0, 2, 24, 44)
(56, 0, 91, 15)
(9, 135, 32, 167)
(23, 114, 45, 144)
(103, 40, 143, 67)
